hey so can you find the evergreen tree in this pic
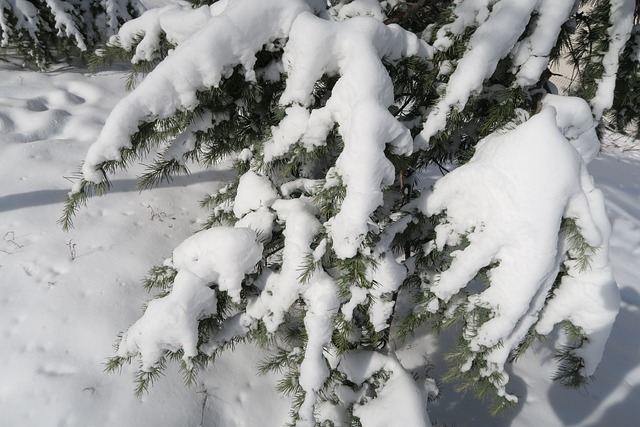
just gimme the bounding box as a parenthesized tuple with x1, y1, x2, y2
(62, 0, 637, 425)
(0, 0, 145, 69)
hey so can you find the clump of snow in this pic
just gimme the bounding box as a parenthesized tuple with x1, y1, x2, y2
(511, 0, 576, 86)
(235, 208, 277, 242)
(113, 3, 211, 63)
(163, 110, 214, 162)
(541, 94, 600, 163)
(117, 270, 218, 369)
(79, 0, 314, 184)
(332, 0, 387, 21)
(279, 12, 431, 258)
(417, 0, 537, 148)
(117, 227, 262, 368)
(591, 0, 635, 120)
(297, 273, 339, 426)
(239, 198, 339, 425)
(233, 170, 279, 218)
(433, 0, 492, 48)
(171, 226, 262, 303)
(337, 254, 407, 372)
(422, 105, 619, 393)
(368, 254, 406, 332)
(536, 174, 620, 376)
(280, 178, 322, 197)
(337, 351, 432, 427)
(264, 104, 310, 162)
(243, 199, 321, 332)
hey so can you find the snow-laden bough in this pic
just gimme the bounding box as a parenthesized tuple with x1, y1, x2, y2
(421, 96, 619, 398)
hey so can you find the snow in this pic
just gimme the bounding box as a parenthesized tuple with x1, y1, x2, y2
(45, 0, 87, 51)
(367, 254, 406, 332)
(243, 199, 321, 333)
(114, 3, 210, 63)
(1, 53, 640, 427)
(416, 0, 537, 148)
(332, 0, 386, 21)
(541, 95, 600, 163)
(264, 104, 310, 162)
(0, 1, 38, 48)
(1, 3, 640, 427)
(82, 0, 432, 262)
(80, 0, 314, 184)
(591, 0, 636, 120)
(0, 0, 146, 62)
(233, 170, 279, 218)
(511, 0, 576, 87)
(116, 226, 262, 368)
(338, 351, 432, 427)
(278, 12, 431, 258)
(298, 272, 339, 426)
(421, 104, 619, 397)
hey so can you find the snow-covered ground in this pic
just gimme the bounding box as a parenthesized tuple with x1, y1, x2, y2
(0, 62, 638, 426)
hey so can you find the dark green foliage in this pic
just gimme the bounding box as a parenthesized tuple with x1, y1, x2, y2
(562, 217, 597, 272)
(569, 0, 612, 102)
(553, 321, 591, 388)
(142, 265, 177, 292)
(0, 0, 144, 69)
(134, 358, 166, 397)
(58, 177, 111, 231)
(185, 0, 221, 7)
(89, 32, 176, 91)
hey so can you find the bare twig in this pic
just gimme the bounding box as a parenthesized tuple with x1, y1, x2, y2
(67, 239, 77, 260)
